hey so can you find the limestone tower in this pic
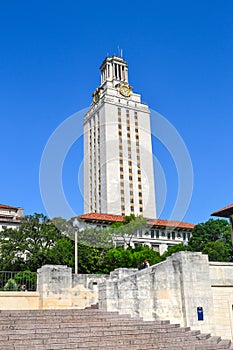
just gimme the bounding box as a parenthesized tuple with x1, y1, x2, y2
(84, 56, 156, 218)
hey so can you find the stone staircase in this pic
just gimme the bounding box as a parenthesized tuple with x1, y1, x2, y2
(0, 309, 232, 350)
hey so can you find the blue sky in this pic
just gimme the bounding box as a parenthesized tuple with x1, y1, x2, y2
(0, 1, 232, 224)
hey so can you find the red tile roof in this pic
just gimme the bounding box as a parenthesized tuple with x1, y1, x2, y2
(0, 204, 19, 210)
(149, 219, 194, 229)
(211, 204, 233, 218)
(77, 213, 194, 229)
(77, 213, 124, 222)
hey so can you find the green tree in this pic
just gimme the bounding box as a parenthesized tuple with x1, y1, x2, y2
(188, 218, 232, 261)
(202, 241, 231, 262)
(161, 243, 186, 260)
(110, 216, 147, 248)
(103, 245, 162, 273)
(0, 213, 74, 271)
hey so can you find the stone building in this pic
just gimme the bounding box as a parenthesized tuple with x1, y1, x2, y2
(0, 203, 24, 231)
(77, 212, 194, 255)
(84, 55, 156, 218)
(81, 55, 195, 253)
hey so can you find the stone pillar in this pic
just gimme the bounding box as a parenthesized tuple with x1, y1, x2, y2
(98, 268, 137, 311)
(172, 252, 216, 335)
(37, 265, 72, 309)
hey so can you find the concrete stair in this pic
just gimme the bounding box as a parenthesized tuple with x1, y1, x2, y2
(0, 309, 232, 350)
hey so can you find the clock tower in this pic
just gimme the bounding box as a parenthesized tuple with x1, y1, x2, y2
(84, 56, 156, 218)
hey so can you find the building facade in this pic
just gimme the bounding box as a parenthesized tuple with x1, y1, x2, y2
(0, 203, 24, 231)
(84, 56, 156, 218)
(77, 212, 194, 255)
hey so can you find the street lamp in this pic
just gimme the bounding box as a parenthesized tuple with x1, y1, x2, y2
(73, 218, 79, 274)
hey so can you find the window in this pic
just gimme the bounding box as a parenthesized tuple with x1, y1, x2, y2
(156, 230, 159, 238)
(129, 176, 133, 180)
(151, 230, 154, 238)
(120, 174, 124, 179)
(120, 167, 123, 172)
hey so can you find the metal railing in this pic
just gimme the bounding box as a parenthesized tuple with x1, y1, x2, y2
(0, 271, 37, 291)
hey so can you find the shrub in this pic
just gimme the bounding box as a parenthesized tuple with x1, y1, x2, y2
(4, 278, 18, 291)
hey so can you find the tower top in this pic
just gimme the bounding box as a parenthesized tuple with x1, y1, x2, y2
(99, 56, 129, 86)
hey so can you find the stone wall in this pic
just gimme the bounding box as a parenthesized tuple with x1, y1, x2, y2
(37, 265, 109, 309)
(99, 251, 216, 336)
(0, 292, 39, 309)
(209, 262, 233, 339)
(1, 253, 233, 340)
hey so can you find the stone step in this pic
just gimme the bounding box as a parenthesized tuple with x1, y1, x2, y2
(0, 329, 195, 342)
(0, 337, 218, 349)
(0, 331, 223, 349)
(0, 309, 231, 350)
(0, 322, 180, 330)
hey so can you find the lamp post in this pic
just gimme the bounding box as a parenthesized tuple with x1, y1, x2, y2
(73, 218, 79, 274)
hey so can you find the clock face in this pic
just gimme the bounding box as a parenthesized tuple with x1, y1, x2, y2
(93, 89, 100, 103)
(120, 85, 131, 97)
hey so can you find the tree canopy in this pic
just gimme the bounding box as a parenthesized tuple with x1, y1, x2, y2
(0, 213, 74, 271)
(187, 218, 232, 261)
(0, 214, 231, 273)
